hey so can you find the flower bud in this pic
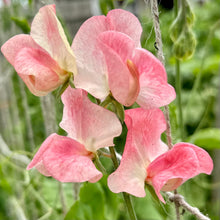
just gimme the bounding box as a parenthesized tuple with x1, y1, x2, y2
(185, 0, 195, 27)
(173, 26, 196, 60)
(169, 13, 184, 43)
(170, 0, 195, 43)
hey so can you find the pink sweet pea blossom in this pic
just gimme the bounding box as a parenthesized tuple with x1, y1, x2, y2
(27, 87, 122, 182)
(3, 0, 11, 6)
(1, 4, 77, 96)
(108, 108, 213, 203)
(72, 9, 175, 107)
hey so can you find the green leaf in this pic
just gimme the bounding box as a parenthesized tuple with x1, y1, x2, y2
(11, 17, 30, 34)
(189, 128, 220, 149)
(65, 176, 120, 220)
(99, 176, 120, 220)
(64, 182, 105, 220)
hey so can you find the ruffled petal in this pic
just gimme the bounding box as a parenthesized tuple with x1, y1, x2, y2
(27, 134, 102, 183)
(60, 87, 122, 152)
(14, 48, 67, 96)
(106, 9, 142, 47)
(173, 142, 213, 175)
(98, 31, 139, 106)
(133, 48, 176, 108)
(146, 143, 213, 203)
(31, 4, 77, 74)
(1, 34, 40, 66)
(108, 108, 168, 197)
(72, 15, 109, 99)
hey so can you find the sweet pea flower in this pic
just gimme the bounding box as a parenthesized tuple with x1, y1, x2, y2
(108, 108, 213, 203)
(72, 9, 175, 107)
(1, 4, 77, 96)
(27, 87, 122, 182)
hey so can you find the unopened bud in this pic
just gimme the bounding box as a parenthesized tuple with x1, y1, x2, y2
(185, 0, 195, 27)
(173, 26, 196, 60)
(170, 13, 184, 43)
(170, 0, 195, 43)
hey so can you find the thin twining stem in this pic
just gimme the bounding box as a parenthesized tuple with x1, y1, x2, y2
(148, 0, 173, 149)
(148, 1, 211, 220)
(166, 192, 211, 220)
(149, 0, 178, 218)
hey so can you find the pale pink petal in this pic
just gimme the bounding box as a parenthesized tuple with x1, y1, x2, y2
(97, 31, 139, 106)
(35, 161, 51, 177)
(72, 15, 109, 99)
(106, 9, 142, 47)
(1, 34, 41, 66)
(14, 48, 67, 96)
(60, 87, 122, 152)
(98, 31, 135, 63)
(108, 108, 168, 197)
(31, 4, 77, 74)
(173, 142, 213, 175)
(125, 108, 168, 162)
(27, 134, 102, 183)
(132, 48, 176, 108)
(27, 133, 57, 170)
(147, 147, 201, 203)
(42, 136, 102, 183)
(108, 116, 147, 197)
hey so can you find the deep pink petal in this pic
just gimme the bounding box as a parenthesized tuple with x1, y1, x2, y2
(1, 34, 41, 66)
(106, 9, 142, 47)
(72, 15, 109, 99)
(146, 145, 208, 203)
(108, 108, 167, 197)
(31, 4, 77, 74)
(27, 134, 102, 183)
(60, 87, 122, 152)
(173, 142, 213, 175)
(98, 32, 139, 106)
(14, 48, 67, 96)
(132, 48, 176, 108)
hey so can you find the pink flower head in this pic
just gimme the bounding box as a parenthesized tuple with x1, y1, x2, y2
(108, 108, 213, 203)
(1, 4, 77, 96)
(72, 9, 175, 108)
(27, 87, 122, 183)
(3, 0, 11, 6)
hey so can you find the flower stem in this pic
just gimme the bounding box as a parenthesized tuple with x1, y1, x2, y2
(149, 0, 181, 219)
(175, 60, 185, 141)
(109, 146, 137, 220)
(94, 156, 107, 175)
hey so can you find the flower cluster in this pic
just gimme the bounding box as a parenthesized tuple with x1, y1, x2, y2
(1, 5, 213, 203)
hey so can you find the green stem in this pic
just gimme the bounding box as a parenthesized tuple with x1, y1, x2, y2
(174, 2, 182, 220)
(181, 0, 186, 22)
(176, 60, 185, 141)
(174, 0, 178, 16)
(122, 193, 137, 220)
(109, 146, 137, 220)
(94, 156, 107, 175)
(109, 146, 119, 167)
